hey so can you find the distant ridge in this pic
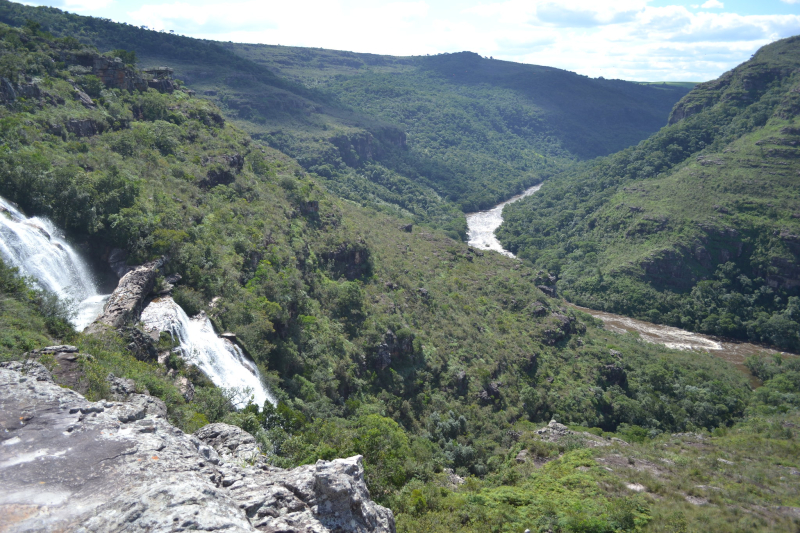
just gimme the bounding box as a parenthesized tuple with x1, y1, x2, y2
(0, 0, 691, 221)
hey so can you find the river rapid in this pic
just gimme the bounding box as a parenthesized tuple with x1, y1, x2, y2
(465, 184, 789, 384)
(465, 184, 542, 257)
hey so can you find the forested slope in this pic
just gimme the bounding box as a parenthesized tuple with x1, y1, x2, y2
(499, 35, 800, 352)
(225, 44, 691, 212)
(0, 0, 690, 226)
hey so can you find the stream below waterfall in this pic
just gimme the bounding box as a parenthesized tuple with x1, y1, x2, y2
(0, 196, 110, 331)
(465, 184, 790, 383)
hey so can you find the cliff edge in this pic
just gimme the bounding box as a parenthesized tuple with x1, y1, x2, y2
(0, 361, 395, 533)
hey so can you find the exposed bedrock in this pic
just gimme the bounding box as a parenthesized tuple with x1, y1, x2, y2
(85, 257, 165, 333)
(0, 362, 395, 533)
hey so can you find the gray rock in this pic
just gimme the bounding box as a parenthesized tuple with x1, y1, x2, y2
(65, 118, 97, 137)
(219, 455, 395, 533)
(165, 273, 182, 285)
(106, 372, 136, 400)
(177, 375, 195, 401)
(86, 257, 165, 332)
(128, 393, 168, 419)
(74, 88, 95, 108)
(194, 423, 261, 465)
(536, 419, 570, 437)
(376, 342, 392, 370)
(478, 381, 502, 403)
(37, 345, 78, 353)
(0, 360, 53, 382)
(537, 284, 557, 297)
(534, 420, 622, 448)
(24, 349, 89, 391)
(119, 326, 158, 362)
(1, 76, 16, 101)
(0, 365, 394, 533)
(443, 468, 465, 488)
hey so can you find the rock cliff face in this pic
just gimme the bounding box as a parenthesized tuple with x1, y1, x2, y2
(200, 153, 245, 188)
(321, 241, 371, 281)
(329, 127, 407, 167)
(0, 362, 395, 533)
(86, 257, 165, 332)
(62, 52, 179, 94)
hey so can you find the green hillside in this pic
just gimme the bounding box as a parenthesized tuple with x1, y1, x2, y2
(499, 35, 800, 352)
(0, 0, 690, 224)
(0, 10, 798, 533)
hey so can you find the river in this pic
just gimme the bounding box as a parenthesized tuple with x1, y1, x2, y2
(465, 184, 542, 257)
(465, 184, 788, 384)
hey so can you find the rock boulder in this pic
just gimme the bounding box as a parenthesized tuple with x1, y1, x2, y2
(86, 257, 165, 332)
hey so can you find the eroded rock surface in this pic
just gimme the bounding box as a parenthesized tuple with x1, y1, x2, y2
(86, 257, 165, 332)
(0, 363, 394, 533)
(534, 419, 627, 448)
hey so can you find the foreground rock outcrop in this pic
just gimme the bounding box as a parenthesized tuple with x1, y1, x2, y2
(0, 362, 395, 532)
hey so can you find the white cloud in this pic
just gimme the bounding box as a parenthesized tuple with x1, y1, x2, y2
(533, 3, 640, 27)
(126, 1, 435, 54)
(21, 0, 800, 81)
(21, 0, 114, 12)
(458, 1, 800, 80)
(780, 0, 800, 4)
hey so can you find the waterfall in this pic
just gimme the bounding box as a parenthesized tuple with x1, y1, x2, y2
(140, 296, 275, 409)
(0, 196, 109, 331)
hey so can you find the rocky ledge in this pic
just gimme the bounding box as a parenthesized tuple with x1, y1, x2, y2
(0, 361, 395, 532)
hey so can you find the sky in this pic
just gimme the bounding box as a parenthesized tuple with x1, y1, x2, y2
(20, 0, 800, 81)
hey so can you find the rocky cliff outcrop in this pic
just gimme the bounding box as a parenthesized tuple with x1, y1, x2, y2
(60, 52, 177, 94)
(200, 153, 245, 188)
(0, 362, 395, 533)
(531, 420, 626, 448)
(86, 257, 165, 332)
(322, 240, 371, 281)
(375, 329, 414, 370)
(329, 127, 407, 167)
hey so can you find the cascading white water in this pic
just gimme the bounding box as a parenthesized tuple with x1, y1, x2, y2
(140, 296, 275, 409)
(0, 195, 109, 331)
(465, 184, 542, 257)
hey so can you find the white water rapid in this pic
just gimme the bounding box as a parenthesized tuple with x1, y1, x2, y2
(0, 196, 109, 331)
(140, 296, 275, 408)
(465, 184, 542, 257)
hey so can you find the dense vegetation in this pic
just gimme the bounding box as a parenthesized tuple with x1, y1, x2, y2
(227, 44, 691, 212)
(0, 0, 690, 234)
(0, 14, 798, 533)
(499, 36, 800, 352)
